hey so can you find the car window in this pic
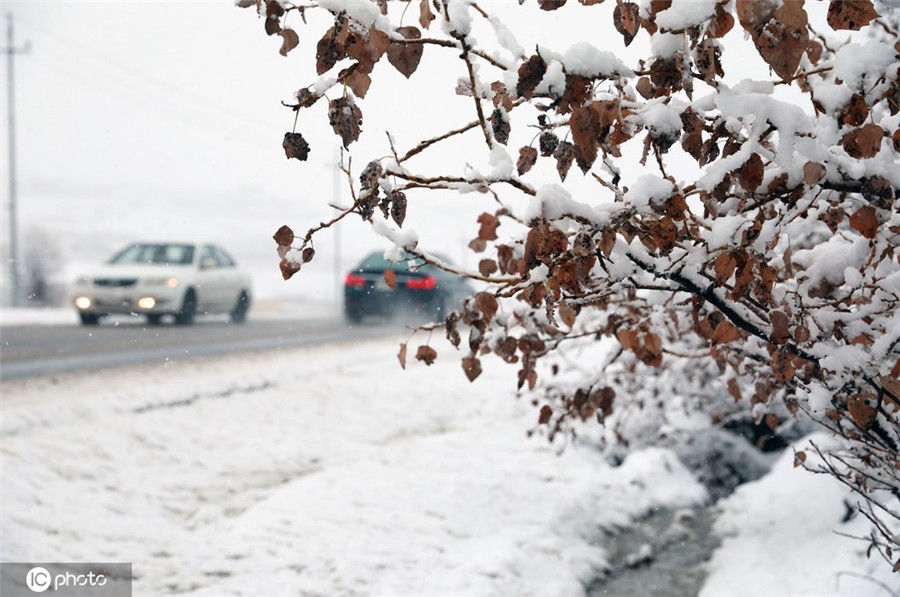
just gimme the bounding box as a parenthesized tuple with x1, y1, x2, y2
(199, 246, 220, 269)
(215, 247, 236, 267)
(109, 243, 195, 265)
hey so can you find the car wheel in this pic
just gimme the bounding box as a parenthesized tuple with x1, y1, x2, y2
(79, 313, 101, 326)
(175, 289, 197, 325)
(230, 290, 250, 324)
(146, 314, 163, 326)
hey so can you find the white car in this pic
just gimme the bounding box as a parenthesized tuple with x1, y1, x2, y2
(71, 242, 252, 326)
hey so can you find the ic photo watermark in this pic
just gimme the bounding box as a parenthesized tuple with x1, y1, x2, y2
(1, 563, 132, 596)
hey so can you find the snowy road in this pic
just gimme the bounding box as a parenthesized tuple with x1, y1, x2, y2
(0, 318, 393, 381)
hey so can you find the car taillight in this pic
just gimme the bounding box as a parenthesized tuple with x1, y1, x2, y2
(406, 276, 436, 290)
(345, 273, 366, 287)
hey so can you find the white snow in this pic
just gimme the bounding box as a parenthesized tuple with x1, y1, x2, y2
(832, 40, 898, 90)
(562, 42, 633, 79)
(654, 0, 717, 31)
(700, 434, 897, 597)
(623, 174, 674, 213)
(1, 336, 709, 595)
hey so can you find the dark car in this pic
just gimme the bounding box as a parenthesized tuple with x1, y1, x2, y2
(344, 251, 472, 323)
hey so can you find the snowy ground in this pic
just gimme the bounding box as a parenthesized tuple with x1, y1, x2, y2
(0, 337, 894, 596)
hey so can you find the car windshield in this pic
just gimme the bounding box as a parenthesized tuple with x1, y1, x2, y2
(109, 244, 195, 266)
(357, 251, 451, 272)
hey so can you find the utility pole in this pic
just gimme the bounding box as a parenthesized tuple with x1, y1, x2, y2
(2, 14, 30, 307)
(333, 146, 342, 309)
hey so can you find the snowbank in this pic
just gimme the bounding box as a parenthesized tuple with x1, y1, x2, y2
(700, 434, 897, 597)
(2, 337, 705, 596)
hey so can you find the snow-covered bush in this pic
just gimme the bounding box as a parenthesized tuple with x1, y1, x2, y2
(242, 0, 899, 569)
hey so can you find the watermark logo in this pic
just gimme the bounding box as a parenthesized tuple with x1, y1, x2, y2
(24, 567, 51, 592)
(1, 563, 131, 596)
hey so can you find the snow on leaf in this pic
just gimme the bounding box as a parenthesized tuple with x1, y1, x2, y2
(279, 258, 301, 280)
(387, 27, 424, 79)
(826, 0, 879, 31)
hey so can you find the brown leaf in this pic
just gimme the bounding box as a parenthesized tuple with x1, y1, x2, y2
(558, 302, 578, 327)
(764, 413, 779, 431)
(843, 123, 884, 158)
(517, 146, 538, 175)
(278, 28, 299, 56)
(346, 28, 390, 74)
(736, 0, 779, 33)
(793, 450, 807, 467)
(713, 252, 737, 284)
(848, 395, 877, 429)
(282, 132, 310, 161)
(264, 0, 284, 35)
(390, 190, 407, 227)
(752, 0, 809, 82)
(712, 320, 740, 344)
(477, 212, 500, 241)
(273, 225, 294, 246)
(474, 291, 499, 322)
(341, 67, 372, 98)
(316, 23, 349, 75)
(462, 356, 483, 381)
(728, 378, 742, 402)
(397, 343, 407, 369)
(279, 258, 301, 280)
(384, 268, 397, 290)
(842, 93, 869, 127)
(553, 141, 576, 181)
(538, 404, 553, 424)
(803, 161, 825, 185)
(772, 350, 795, 382)
(770, 310, 790, 344)
(539, 0, 567, 9)
(301, 247, 315, 263)
(827, 0, 879, 30)
(709, 4, 735, 37)
(328, 97, 363, 148)
(516, 55, 547, 99)
(479, 259, 498, 277)
(419, 0, 435, 28)
(539, 132, 559, 156)
(570, 103, 601, 171)
(491, 108, 511, 145)
(849, 206, 878, 238)
(387, 27, 424, 78)
(613, 1, 641, 46)
(415, 345, 437, 365)
(739, 152, 764, 192)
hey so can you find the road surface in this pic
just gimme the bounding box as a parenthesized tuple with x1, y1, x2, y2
(0, 317, 395, 381)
